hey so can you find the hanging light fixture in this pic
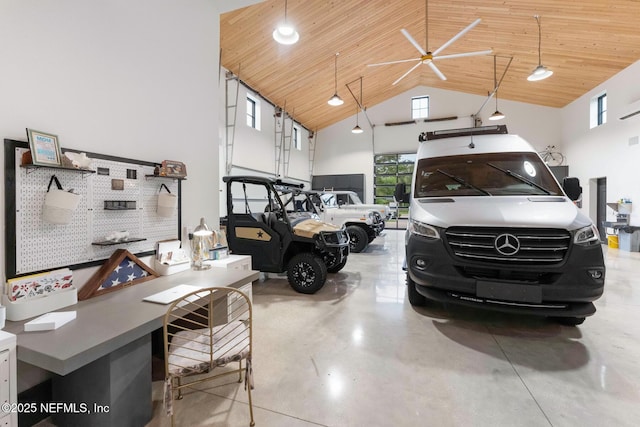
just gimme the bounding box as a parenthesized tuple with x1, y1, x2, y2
(352, 76, 364, 133)
(273, 0, 299, 45)
(328, 53, 344, 106)
(489, 56, 505, 121)
(527, 15, 553, 81)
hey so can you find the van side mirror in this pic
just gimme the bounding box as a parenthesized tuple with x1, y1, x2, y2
(562, 177, 582, 201)
(394, 183, 410, 203)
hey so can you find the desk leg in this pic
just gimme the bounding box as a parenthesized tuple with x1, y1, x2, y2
(52, 334, 152, 427)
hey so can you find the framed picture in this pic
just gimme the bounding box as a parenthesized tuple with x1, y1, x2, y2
(161, 160, 187, 178)
(26, 128, 63, 166)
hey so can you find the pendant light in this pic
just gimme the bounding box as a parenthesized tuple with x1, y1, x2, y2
(328, 53, 344, 106)
(273, 0, 299, 45)
(352, 76, 364, 133)
(527, 15, 553, 81)
(489, 56, 505, 121)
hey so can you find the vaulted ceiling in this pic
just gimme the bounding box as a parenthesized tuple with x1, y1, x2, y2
(220, 0, 640, 131)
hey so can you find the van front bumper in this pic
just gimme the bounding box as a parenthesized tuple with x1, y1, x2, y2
(406, 234, 605, 317)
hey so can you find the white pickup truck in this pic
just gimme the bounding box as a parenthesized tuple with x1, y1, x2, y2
(319, 191, 392, 225)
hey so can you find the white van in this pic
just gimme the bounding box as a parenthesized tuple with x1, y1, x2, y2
(396, 125, 605, 325)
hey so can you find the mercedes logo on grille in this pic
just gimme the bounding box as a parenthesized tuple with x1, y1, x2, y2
(494, 233, 520, 256)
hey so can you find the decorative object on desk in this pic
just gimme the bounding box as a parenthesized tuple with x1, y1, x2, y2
(63, 151, 93, 169)
(160, 160, 187, 178)
(26, 128, 63, 166)
(78, 249, 158, 300)
(157, 183, 177, 218)
(154, 239, 190, 275)
(42, 175, 80, 225)
(190, 218, 215, 270)
(209, 245, 229, 260)
(5, 268, 73, 301)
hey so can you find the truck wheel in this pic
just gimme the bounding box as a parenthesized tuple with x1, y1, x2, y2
(407, 275, 426, 306)
(552, 316, 585, 326)
(327, 258, 347, 273)
(287, 253, 327, 294)
(347, 226, 368, 253)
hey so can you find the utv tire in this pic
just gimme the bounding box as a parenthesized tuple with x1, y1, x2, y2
(287, 253, 327, 294)
(347, 225, 368, 253)
(327, 258, 347, 273)
(553, 316, 586, 326)
(407, 275, 427, 306)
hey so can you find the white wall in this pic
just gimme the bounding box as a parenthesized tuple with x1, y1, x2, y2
(560, 60, 640, 225)
(314, 85, 562, 203)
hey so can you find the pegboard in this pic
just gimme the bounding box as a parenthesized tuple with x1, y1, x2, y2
(4, 139, 182, 278)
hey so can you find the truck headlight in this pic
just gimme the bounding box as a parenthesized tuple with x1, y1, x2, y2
(409, 219, 440, 239)
(574, 224, 600, 245)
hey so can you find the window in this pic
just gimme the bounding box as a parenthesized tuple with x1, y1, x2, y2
(411, 95, 429, 119)
(597, 93, 607, 125)
(589, 91, 606, 129)
(374, 153, 415, 206)
(246, 94, 261, 130)
(293, 126, 301, 150)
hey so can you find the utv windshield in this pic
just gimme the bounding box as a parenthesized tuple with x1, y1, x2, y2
(414, 152, 563, 198)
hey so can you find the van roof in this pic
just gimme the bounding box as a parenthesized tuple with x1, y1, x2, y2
(417, 133, 537, 159)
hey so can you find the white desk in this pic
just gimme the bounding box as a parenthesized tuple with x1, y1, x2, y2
(3, 267, 259, 427)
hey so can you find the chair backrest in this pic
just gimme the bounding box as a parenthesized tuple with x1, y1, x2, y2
(163, 287, 252, 378)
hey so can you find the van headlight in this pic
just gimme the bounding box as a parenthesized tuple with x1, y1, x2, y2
(574, 224, 600, 245)
(409, 219, 440, 239)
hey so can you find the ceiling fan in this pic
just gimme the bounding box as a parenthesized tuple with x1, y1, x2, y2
(368, 0, 492, 84)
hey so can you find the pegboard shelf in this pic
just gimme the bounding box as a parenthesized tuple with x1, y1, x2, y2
(91, 237, 147, 246)
(104, 200, 137, 210)
(145, 174, 186, 180)
(21, 164, 96, 176)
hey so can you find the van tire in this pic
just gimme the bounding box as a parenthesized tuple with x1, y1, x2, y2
(287, 253, 327, 294)
(347, 226, 368, 253)
(407, 275, 427, 306)
(553, 316, 586, 326)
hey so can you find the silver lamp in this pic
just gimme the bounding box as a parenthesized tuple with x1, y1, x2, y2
(190, 217, 214, 270)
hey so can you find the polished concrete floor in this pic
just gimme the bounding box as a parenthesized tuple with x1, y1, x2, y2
(147, 230, 640, 427)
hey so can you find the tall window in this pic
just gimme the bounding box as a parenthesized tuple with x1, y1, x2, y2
(246, 94, 261, 130)
(293, 126, 301, 150)
(597, 93, 607, 125)
(589, 91, 606, 129)
(411, 95, 429, 119)
(374, 153, 416, 208)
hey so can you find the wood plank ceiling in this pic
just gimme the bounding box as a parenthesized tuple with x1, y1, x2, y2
(221, 0, 640, 131)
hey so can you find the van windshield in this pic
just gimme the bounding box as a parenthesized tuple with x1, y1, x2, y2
(414, 152, 563, 197)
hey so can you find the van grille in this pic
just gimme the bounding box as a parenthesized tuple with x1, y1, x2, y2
(445, 227, 571, 265)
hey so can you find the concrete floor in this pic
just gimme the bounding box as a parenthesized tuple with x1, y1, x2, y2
(146, 230, 640, 427)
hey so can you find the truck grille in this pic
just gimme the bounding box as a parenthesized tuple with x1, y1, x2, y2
(445, 227, 571, 265)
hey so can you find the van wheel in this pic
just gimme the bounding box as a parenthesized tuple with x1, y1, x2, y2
(407, 275, 426, 306)
(287, 253, 327, 294)
(327, 258, 347, 273)
(347, 226, 368, 253)
(553, 316, 586, 326)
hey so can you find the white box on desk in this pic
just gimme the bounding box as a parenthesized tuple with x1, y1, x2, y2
(153, 259, 191, 275)
(207, 254, 252, 271)
(2, 287, 78, 321)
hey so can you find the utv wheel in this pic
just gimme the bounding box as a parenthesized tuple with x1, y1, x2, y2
(347, 226, 368, 253)
(327, 258, 347, 273)
(287, 253, 327, 294)
(553, 316, 586, 326)
(407, 275, 427, 306)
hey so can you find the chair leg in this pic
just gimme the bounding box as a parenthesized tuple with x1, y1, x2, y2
(247, 373, 255, 427)
(176, 377, 183, 400)
(238, 359, 243, 383)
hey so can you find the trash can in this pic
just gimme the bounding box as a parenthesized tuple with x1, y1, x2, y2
(607, 235, 619, 248)
(618, 229, 640, 252)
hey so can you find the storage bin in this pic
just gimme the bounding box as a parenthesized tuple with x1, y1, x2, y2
(607, 235, 619, 248)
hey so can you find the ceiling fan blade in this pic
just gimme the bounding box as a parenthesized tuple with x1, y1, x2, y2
(432, 18, 482, 57)
(392, 61, 423, 86)
(368, 58, 421, 67)
(426, 61, 447, 81)
(434, 49, 493, 60)
(400, 28, 427, 56)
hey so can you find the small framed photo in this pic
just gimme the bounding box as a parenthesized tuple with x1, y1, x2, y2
(26, 128, 63, 166)
(161, 160, 187, 178)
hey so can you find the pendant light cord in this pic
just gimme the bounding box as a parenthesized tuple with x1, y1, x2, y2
(535, 15, 542, 65)
(425, 0, 429, 52)
(284, 0, 288, 22)
(334, 53, 339, 92)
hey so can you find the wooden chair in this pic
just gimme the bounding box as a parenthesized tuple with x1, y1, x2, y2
(163, 286, 254, 426)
